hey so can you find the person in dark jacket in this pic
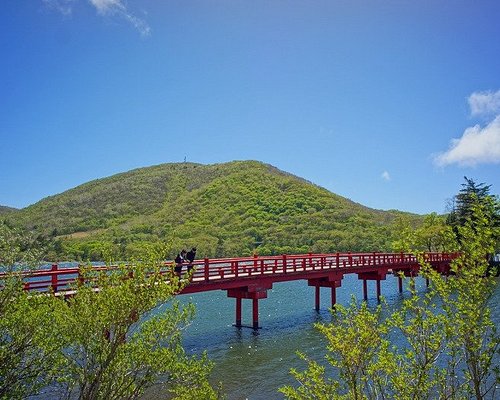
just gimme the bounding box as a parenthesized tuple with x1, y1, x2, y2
(174, 249, 187, 278)
(186, 247, 197, 275)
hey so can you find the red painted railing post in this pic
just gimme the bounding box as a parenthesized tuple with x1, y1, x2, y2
(51, 264, 58, 293)
(308, 252, 312, 268)
(204, 258, 209, 282)
(282, 254, 287, 274)
(234, 261, 239, 278)
(336, 252, 340, 268)
(253, 254, 258, 269)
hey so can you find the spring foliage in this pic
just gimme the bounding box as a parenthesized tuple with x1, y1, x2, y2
(0, 226, 221, 400)
(281, 197, 499, 399)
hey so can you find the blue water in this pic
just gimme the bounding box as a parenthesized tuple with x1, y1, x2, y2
(173, 274, 500, 400)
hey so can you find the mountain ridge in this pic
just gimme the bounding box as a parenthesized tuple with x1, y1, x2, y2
(4, 160, 420, 260)
(0, 205, 18, 214)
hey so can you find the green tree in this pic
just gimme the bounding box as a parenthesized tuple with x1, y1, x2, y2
(391, 215, 417, 252)
(447, 177, 500, 250)
(280, 299, 394, 400)
(0, 222, 61, 399)
(1, 228, 222, 399)
(282, 194, 499, 399)
(388, 274, 451, 399)
(428, 201, 499, 399)
(414, 212, 453, 252)
(50, 244, 221, 399)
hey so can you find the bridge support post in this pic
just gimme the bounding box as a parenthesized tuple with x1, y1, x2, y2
(426, 277, 429, 287)
(252, 298, 259, 330)
(357, 270, 387, 302)
(227, 284, 270, 329)
(376, 279, 381, 303)
(398, 276, 403, 293)
(308, 274, 343, 312)
(235, 297, 242, 328)
(331, 286, 336, 309)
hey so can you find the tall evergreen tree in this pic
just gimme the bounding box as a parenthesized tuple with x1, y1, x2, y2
(447, 177, 500, 254)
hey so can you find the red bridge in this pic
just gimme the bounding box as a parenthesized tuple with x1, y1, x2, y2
(9, 252, 456, 329)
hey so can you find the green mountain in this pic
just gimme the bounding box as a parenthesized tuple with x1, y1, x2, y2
(0, 206, 17, 215)
(5, 161, 419, 260)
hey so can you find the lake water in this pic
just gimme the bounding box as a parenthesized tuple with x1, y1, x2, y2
(175, 274, 500, 400)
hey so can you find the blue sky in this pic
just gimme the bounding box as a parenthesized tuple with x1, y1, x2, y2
(1, 1, 499, 214)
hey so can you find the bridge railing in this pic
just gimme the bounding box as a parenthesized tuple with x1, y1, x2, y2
(188, 251, 456, 282)
(0, 252, 458, 294)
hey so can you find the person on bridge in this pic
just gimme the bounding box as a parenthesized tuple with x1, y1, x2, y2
(174, 250, 187, 278)
(186, 247, 197, 276)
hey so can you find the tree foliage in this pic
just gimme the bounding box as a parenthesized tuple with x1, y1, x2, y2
(282, 191, 499, 399)
(0, 225, 221, 399)
(0, 222, 61, 399)
(447, 177, 500, 250)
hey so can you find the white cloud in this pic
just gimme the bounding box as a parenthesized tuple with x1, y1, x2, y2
(88, 0, 150, 36)
(43, 0, 150, 36)
(381, 171, 391, 181)
(434, 89, 500, 167)
(43, 0, 76, 16)
(89, 0, 122, 14)
(468, 90, 500, 117)
(434, 115, 500, 166)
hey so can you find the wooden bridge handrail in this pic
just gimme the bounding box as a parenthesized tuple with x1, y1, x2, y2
(0, 252, 457, 294)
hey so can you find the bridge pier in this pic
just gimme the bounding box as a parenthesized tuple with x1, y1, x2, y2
(252, 298, 259, 329)
(227, 283, 272, 329)
(358, 270, 387, 303)
(308, 273, 343, 311)
(235, 297, 242, 327)
(313, 285, 339, 310)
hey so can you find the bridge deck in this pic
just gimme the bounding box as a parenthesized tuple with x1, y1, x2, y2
(2, 251, 454, 294)
(1, 252, 456, 328)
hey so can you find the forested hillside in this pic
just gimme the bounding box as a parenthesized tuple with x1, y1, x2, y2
(0, 206, 17, 214)
(5, 161, 420, 260)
